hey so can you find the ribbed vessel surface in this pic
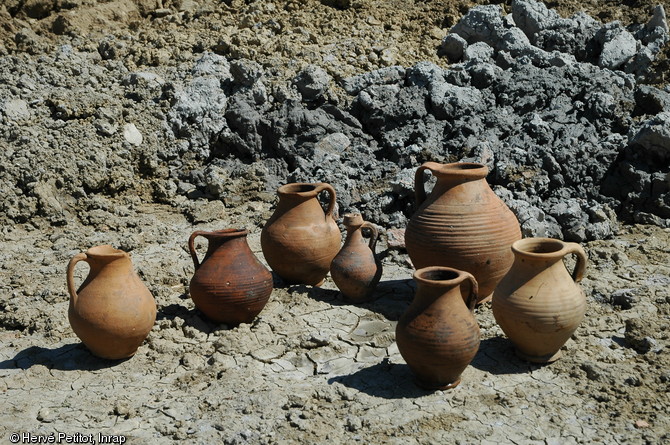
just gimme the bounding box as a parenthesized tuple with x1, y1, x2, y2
(405, 162, 521, 301)
(189, 229, 273, 324)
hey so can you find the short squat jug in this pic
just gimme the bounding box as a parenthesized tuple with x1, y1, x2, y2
(405, 162, 521, 303)
(67, 245, 156, 360)
(330, 213, 383, 303)
(189, 229, 273, 324)
(492, 238, 588, 363)
(396, 266, 481, 390)
(261, 182, 340, 286)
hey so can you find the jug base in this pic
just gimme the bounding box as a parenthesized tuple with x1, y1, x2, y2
(477, 293, 493, 305)
(414, 377, 461, 391)
(515, 349, 562, 364)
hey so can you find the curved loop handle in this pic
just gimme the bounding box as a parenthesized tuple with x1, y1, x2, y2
(66, 253, 88, 306)
(315, 183, 337, 220)
(188, 231, 209, 271)
(414, 162, 441, 207)
(361, 222, 379, 252)
(565, 242, 588, 283)
(459, 271, 479, 313)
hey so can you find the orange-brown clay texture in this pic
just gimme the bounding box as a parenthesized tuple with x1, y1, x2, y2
(67, 245, 157, 360)
(404, 162, 522, 303)
(261, 183, 341, 286)
(189, 229, 273, 325)
(492, 238, 588, 363)
(396, 266, 481, 390)
(331, 213, 383, 303)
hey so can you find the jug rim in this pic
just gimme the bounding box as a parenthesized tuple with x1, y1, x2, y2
(85, 244, 127, 258)
(199, 228, 248, 238)
(342, 213, 364, 226)
(512, 237, 568, 258)
(278, 182, 325, 197)
(414, 266, 467, 286)
(430, 162, 488, 179)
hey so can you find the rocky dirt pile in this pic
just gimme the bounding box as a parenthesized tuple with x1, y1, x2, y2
(1, 0, 669, 242)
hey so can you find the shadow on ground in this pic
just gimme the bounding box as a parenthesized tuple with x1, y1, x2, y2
(471, 337, 539, 375)
(328, 359, 432, 399)
(0, 343, 128, 371)
(291, 278, 415, 321)
(157, 300, 233, 333)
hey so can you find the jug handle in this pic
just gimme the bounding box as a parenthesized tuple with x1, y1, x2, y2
(315, 183, 337, 220)
(362, 222, 379, 251)
(188, 231, 209, 270)
(414, 162, 441, 206)
(66, 253, 88, 306)
(459, 271, 479, 313)
(565, 243, 588, 283)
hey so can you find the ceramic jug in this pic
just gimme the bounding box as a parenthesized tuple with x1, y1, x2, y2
(330, 213, 383, 303)
(404, 162, 521, 303)
(396, 266, 480, 390)
(189, 229, 273, 324)
(261, 182, 340, 286)
(67, 245, 156, 360)
(492, 238, 588, 363)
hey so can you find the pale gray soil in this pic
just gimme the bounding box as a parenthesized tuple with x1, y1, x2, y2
(0, 1, 669, 444)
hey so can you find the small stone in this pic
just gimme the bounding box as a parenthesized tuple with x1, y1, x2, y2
(463, 42, 494, 63)
(230, 59, 263, 87)
(37, 408, 55, 423)
(186, 200, 226, 223)
(598, 26, 638, 70)
(123, 123, 143, 145)
(610, 288, 637, 309)
(153, 8, 172, 18)
(251, 345, 286, 363)
(386, 228, 405, 249)
(634, 420, 650, 428)
(294, 65, 332, 101)
(1, 98, 31, 120)
(440, 34, 467, 62)
(647, 5, 668, 33)
(314, 133, 350, 155)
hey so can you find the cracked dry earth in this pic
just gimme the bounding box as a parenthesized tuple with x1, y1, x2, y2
(1, 205, 669, 444)
(0, 0, 670, 444)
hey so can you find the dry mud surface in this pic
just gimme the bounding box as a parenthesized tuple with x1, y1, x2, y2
(1, 1, 670, 444)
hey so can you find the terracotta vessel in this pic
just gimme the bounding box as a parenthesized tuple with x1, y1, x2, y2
(261, 182, 340, 286)
(492, 238, 588, 363)
(67, 245, 156, 360)
(189, 229, 273, 324)
(330, 213, 383, 303)
(404, 162, 521, 303)
(396, 266, 480, 390)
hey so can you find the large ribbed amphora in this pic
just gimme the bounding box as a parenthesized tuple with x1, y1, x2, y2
(404, 162, 521, 303)
(261, 182, 340, 286)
